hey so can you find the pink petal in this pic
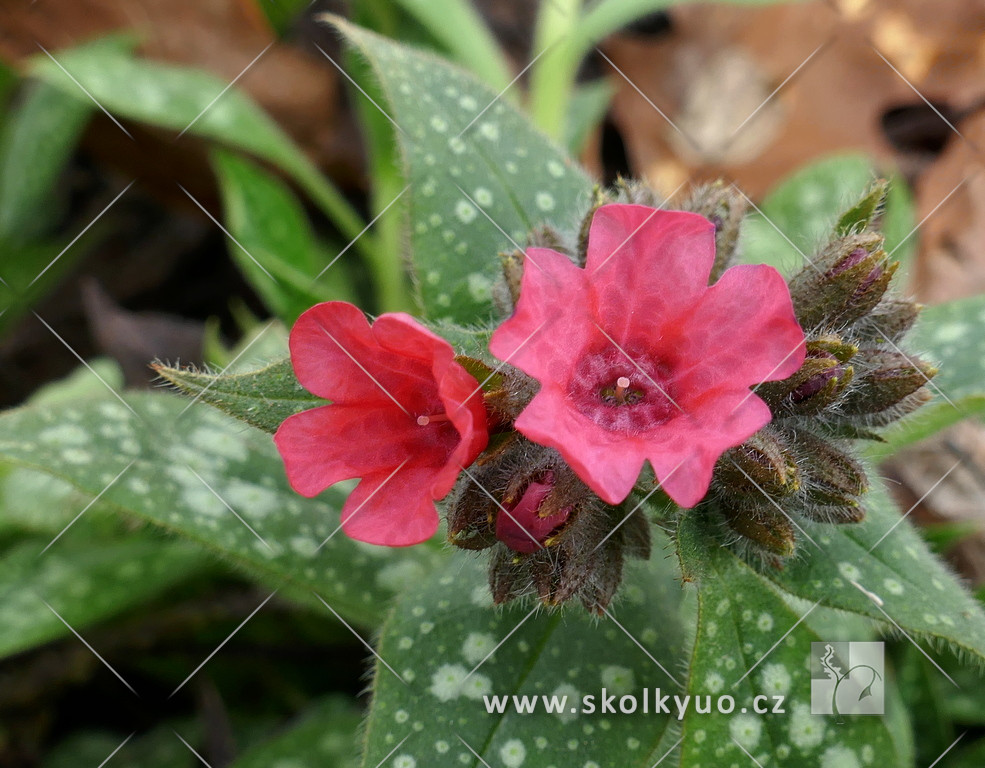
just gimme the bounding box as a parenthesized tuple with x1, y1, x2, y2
(650, 392, 773, 508)
(290, 303, 434, 408)
(340, 466, 440, 546)
(671, 264, 806, 393)
(489, 247, 593, 381)
(514, 387, 647, 505)
(584, 205, 717, 344)
(274, 403, 426, 497)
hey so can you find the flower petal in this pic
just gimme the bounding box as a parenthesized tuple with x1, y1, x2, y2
(585, 205, 717, 344)
(274, 403, 421, 497)
(489, 247, 593, 380)
(341, 466, 440, 546)
(650, 392, 773, 508)
(514, 387, 646, 505)
(290, 303, 435, 409)
(671, 264, 806, 393)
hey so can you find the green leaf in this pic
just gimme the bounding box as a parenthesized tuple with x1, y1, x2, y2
(676, 512, 900, 767)
(336, 19, 593, 323)
(360, 541, 686, 767)
(0, 238, 103, 339)
(0, 81, 92, 241)
(387, 0, 513, 92)
(882, 174, 918, 272)
(740, 154, 918, 280)
(0, 535, 211, 659)
(43, 725, 197, 768)
(0, 392, 439, 628)
(761, 481, 985, 666)
(211, 149, 354, 322)
(28, 37, 368, 249)
(340, 41, 414, 313)
(229, 696, 361, 768)
(911, 294, 985, 403)
(836, 179, 888, 237)
(154, 357, 322, 434)
(530, 0, 779, 139)
(740, 154, 877, 273)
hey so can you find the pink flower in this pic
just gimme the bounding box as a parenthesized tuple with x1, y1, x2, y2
(274, 302, 489, 546)
(489, 204, 805, 508)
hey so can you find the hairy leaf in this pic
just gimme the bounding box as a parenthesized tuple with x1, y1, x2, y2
(336, 19, 593, 323)
(0, 393, 439, 627)
(360, 543, 686, 768)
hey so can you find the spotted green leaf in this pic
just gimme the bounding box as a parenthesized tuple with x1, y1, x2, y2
(153, 358, 320, 435)
(676, 511, 900, 768)
(741, 154, 916, 275)
(911, 294, 985, 405)
(0, 535, 211, 660)
(758, 481, 985, 666)
(360, 539, 686, 768)
(388, 0, 513, 92)
(0, 393, 439, 627)
(336, 19, 593, 324)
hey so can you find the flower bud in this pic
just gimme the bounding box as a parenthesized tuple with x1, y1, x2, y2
(721, 502, 797, 557)
(789, 233, 895, 329)
(796, 432, 869, 514)
(758, 350, 854, 415)
(808, 333, 859, 363)
(495, 471, 573, 553)
(840, 351, 937, 417)
(854, 298, 922, 344)
(679, 182, 748, 282)
(577, 186, 611, 266)
(497, 248, 525, 312)
(716, 429, 800, 497)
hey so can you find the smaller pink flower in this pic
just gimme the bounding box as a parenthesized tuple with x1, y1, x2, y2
(490, 204, 805, 508)
(275, 302, 488, 546)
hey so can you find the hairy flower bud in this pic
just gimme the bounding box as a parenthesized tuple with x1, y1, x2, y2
(759, 349, 854, 414)
(854, 298, 922, 343)
(789, 233, 896, 329)
(840, 350, 937, 418)
(679, 182, 748, 282)
(796, 432, 869, 512)
(715, 429, 800, 497)
(721, 501, 797, 558)
(448, 436, 649, 612)
(495, 470, 573, 552)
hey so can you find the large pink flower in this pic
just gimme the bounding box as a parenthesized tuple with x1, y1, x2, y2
(275, 302, 488, 546)
(489, 204, 805, 508)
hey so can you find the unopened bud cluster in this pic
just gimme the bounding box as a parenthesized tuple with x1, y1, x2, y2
(707, 180, 933, 559)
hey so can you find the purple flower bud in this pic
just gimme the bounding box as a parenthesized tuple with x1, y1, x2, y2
(790, 351, 843, 404)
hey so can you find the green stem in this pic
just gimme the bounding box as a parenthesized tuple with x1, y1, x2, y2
(528, 0, 583, 140)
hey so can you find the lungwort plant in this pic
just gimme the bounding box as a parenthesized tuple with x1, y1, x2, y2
(6, 16, 985, 768)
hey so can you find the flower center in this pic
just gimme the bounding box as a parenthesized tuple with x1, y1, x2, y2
(569, 345, 679, 432)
